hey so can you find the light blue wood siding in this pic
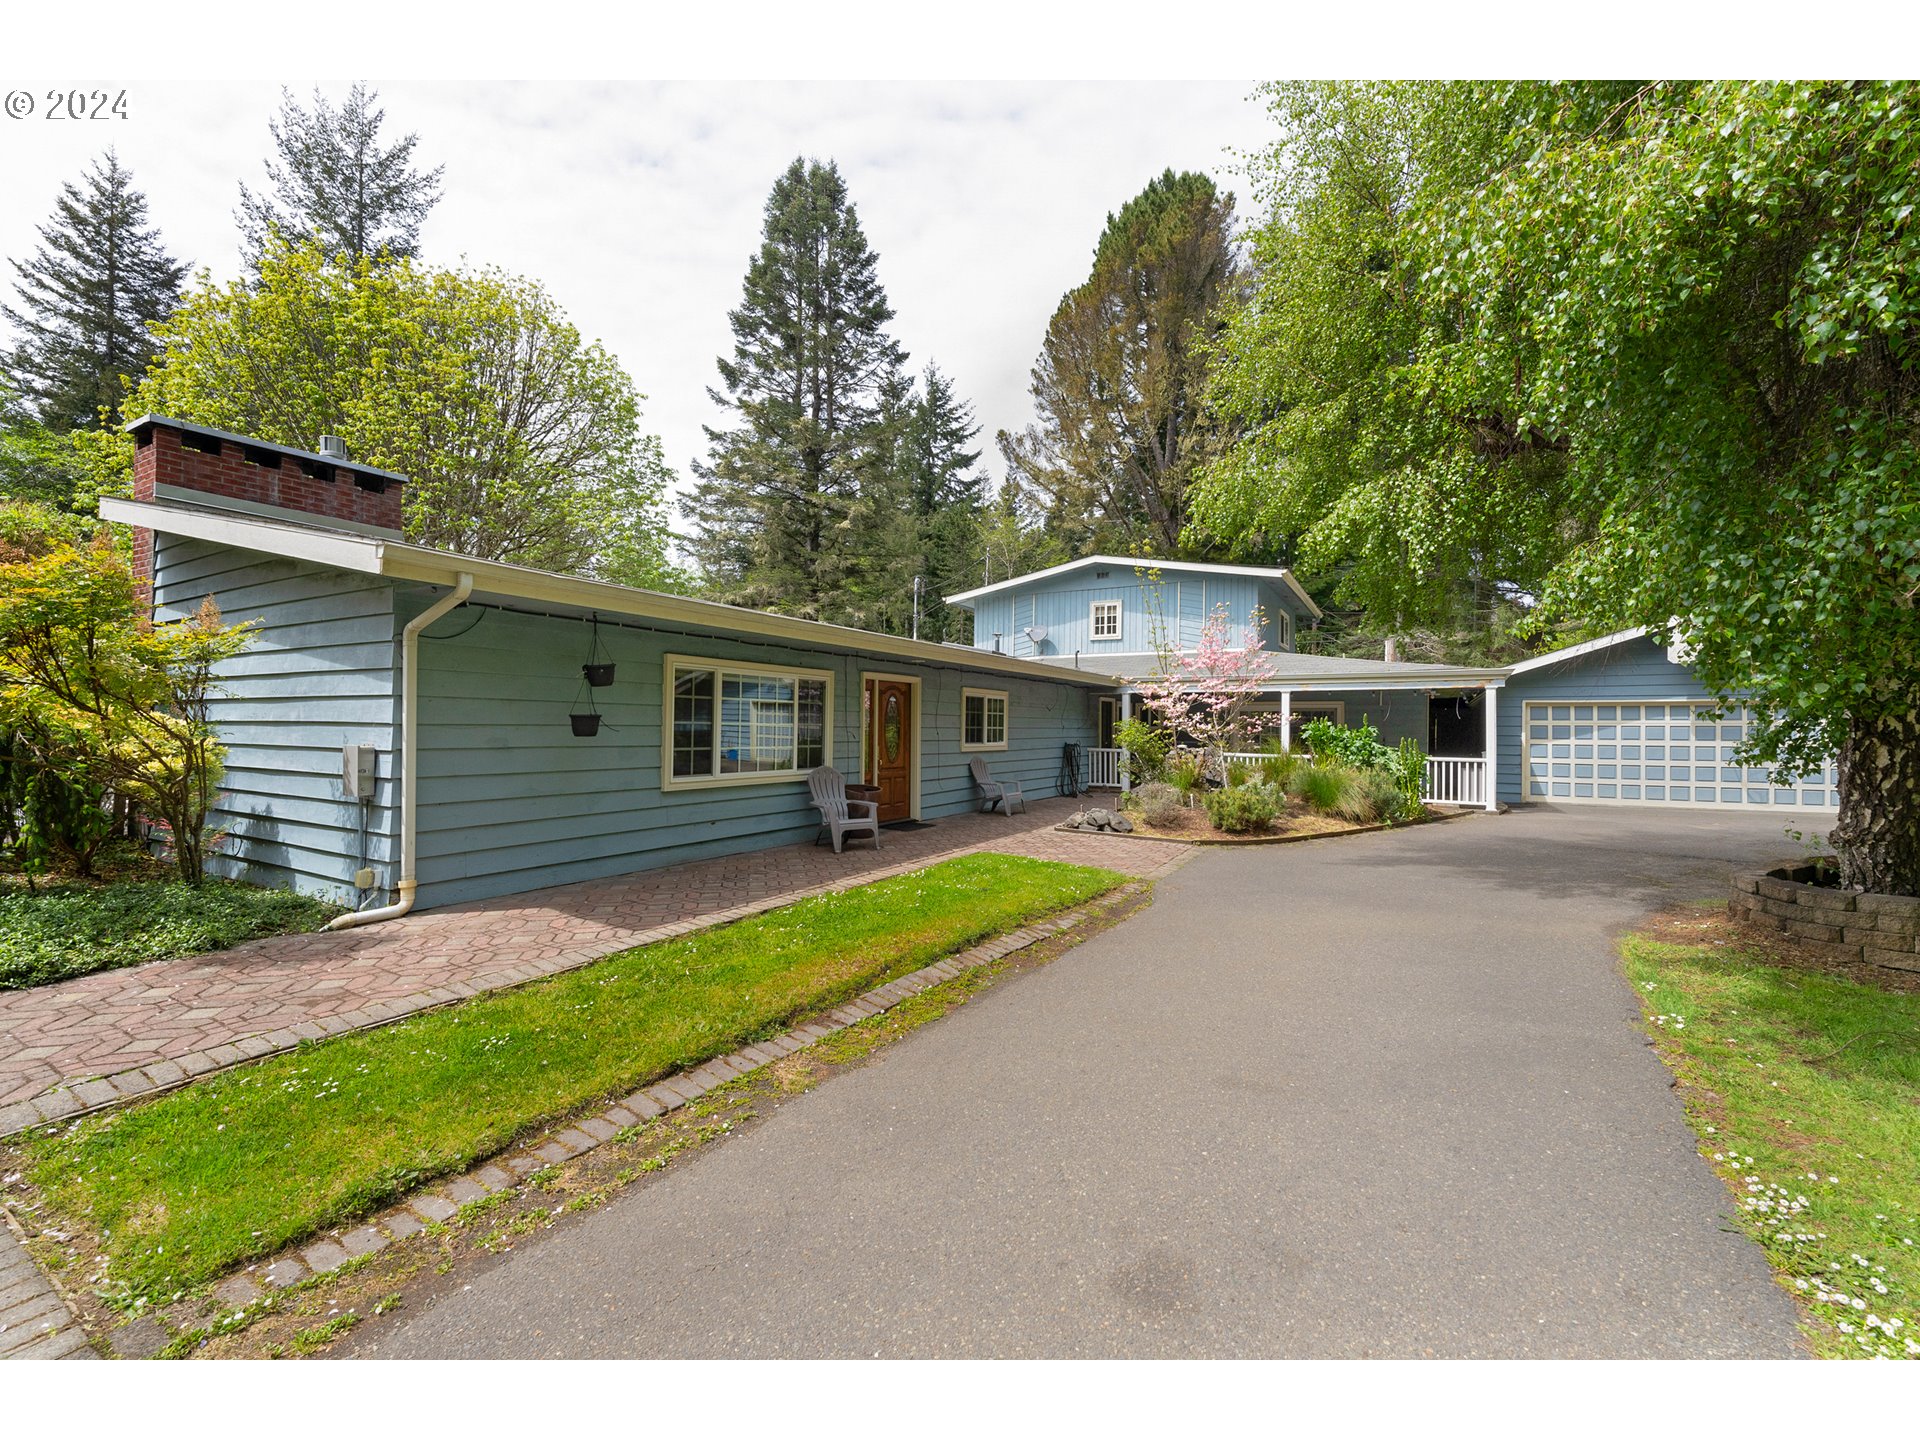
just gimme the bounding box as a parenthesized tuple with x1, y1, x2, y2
(152, 535, 398, 902)
(1286, 689, 1431, 751)
(963, 563, 1302, 661)
(1496, 636, 1718, 804)
(405, 593, 1100, 908)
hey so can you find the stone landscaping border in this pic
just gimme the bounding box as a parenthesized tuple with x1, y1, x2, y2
(6, 849, 1188, 1359)
(0, 1201, 90, 1360)
(1729, 861, 1920, 974)
(0, 843, 1186, 1141)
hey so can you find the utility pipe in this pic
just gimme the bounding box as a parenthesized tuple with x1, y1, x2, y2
(327, 572, 474, 930)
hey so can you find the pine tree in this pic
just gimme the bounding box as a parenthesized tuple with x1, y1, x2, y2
(683, 157, 907, 621)
(900, 364, 986, 642)
(3, 151, 187, 432)
(237, 84, 443, 264)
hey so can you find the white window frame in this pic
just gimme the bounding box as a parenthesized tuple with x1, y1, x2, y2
(661, 653, 834, 791)
(960, 687, 1009, 752)
(1090, 600, 1121, 641)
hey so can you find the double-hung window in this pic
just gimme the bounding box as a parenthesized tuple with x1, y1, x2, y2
(666, 655, 830, 788)
(1090, 600, 1121, 640)
(961, 688, 1008, 750)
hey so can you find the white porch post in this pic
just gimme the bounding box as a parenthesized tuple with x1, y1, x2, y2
(1482, 683, 1500, 812)
(1279, 688, 1293, 752)
(1119, 689, 1134, 794)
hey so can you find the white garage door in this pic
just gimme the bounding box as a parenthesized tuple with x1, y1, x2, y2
(1524, 701, 1839, 810)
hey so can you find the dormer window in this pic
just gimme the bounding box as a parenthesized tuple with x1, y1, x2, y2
(1091, 601, 1121, 640)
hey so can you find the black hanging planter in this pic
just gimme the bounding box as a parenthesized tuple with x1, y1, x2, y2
(582, 613, 615, 687)
(570, 711, 602, 737)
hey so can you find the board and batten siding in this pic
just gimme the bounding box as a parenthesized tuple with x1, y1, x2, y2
(406, 593, 1098, 909)
(151, 535, 399, 901)
(1495, 635, 1718, 805)
(967, 566, 1301, 662)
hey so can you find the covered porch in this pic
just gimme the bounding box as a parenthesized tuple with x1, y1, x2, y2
(1079, 657, 1510, 811)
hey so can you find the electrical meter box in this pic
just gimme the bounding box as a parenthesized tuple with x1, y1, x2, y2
(342, 743, 377, 800)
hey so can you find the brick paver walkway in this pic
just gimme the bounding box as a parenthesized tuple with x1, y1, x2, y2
(0, 799, 1183, 1135)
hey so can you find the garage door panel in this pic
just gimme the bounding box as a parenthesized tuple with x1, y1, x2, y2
(1523, 701, 1837, 811)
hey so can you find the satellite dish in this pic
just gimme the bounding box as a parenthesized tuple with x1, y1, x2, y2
(1025, 625, 1049, 646)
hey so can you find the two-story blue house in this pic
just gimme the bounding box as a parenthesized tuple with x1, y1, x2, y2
(946, 556, 1512, 807)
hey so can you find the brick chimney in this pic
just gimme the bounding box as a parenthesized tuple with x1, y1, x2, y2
(131, 416, 406, 534)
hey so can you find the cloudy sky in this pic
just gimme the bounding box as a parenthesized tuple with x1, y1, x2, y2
(1, 75, 1275, 541)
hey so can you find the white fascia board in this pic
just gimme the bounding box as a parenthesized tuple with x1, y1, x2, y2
(102, 497, 386, 575)
(945, 553, 1324, 618)
(1505, 627, 1651, 676)
(373, 545, 1121, 689)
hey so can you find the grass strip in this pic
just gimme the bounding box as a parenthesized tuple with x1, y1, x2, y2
(1624, 930, 1920, 1358)
(0, 877, 342, 990)
(14, 852, 1124, 1301)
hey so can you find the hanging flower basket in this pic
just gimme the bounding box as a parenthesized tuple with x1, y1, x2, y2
(582, 613, 615, 686)
(570, 712, 602, 737)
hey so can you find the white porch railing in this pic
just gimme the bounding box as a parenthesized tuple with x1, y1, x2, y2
(1421, 756, 1487, 807)
(1084, 746, 1123, 789)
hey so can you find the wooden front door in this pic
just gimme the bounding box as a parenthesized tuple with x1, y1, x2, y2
(872, 680, 912, 824)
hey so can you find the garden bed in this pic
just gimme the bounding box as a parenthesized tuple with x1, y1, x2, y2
(1062, 801, 1452, 845)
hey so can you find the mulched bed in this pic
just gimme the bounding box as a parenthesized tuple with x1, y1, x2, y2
(1110, 800, 1451, 845)
(1646, 905, 1920, 996)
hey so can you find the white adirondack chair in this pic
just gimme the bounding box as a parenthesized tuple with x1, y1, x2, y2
(969, 755, 1026, 815)
(808, 767, 881, 853)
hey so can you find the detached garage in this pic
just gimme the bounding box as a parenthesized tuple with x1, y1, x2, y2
(1495, 629, 1839, 813)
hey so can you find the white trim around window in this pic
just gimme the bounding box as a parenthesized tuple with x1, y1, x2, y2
(661, 653, 834, 791)
(960, 687, 1009, 751)
(1090, 600, 1121, 640)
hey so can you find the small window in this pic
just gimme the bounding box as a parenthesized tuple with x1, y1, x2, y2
(1090, 601, 1121, 640)
(962, 689, 1008, 750)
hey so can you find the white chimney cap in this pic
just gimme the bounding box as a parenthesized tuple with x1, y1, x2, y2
(317, 435, 349, 460)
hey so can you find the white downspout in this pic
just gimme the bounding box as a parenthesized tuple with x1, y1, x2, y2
(327, 572, 474, 930)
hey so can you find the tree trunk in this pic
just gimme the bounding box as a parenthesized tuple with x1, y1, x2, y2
(1829, 702, 1920, 896)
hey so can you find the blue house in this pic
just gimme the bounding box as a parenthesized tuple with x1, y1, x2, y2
(104, 418, 1111, 918)
(946, 556, 1840, 822)
(946, 556, 1511, 806)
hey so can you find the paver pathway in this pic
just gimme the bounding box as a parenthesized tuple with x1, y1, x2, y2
(0, 798, 1180, 1133)
(353, 807, 1810, 1359)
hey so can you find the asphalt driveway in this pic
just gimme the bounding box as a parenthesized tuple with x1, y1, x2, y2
(350, 806, 1811, 1358)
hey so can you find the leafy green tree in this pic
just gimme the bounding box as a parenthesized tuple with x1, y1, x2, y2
(237, 84, 443, 265)
(3, 151, 187, 433)
(0, 536, 253, 884)
(1000, 169, 1242, 557)
(1422, 80, 1920, 893)
(133, 240, 677, 585)
(685, 157, 908, 620)
(1190, 83, 1591, 651)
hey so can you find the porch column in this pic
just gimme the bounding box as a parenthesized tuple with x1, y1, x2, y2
(1119, 689, 1133, 794)
(1279, 688, 1293, 752)
(1482, 683, 1500, 812)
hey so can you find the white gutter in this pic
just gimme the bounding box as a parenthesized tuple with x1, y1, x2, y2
(326, 572, 474, 930)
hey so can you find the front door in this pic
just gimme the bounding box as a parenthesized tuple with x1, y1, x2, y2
(873, 680, 912, 823)
(1098, 696, 1119, 749)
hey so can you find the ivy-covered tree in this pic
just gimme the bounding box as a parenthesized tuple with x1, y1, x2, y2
(1000, 169, 1242, 558)
(3, 151, 187, 433)
(237, 83, 443, 265)
(684, 157, 908, 620)
(133, 240, 678, 586)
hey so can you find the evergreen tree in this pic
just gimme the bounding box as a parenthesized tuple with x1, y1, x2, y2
(237, 83, 443, 264)
(1000, 169, 1242, 558)
(683, 157, 907, 621)
(900, 364, 986, 641)
(3, 151, 187, 432)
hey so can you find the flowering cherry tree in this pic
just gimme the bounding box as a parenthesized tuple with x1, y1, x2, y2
(1130, 597, 1280, 776)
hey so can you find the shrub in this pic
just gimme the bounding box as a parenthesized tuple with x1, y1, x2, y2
(1356, 768, 1407, 824)
(1292, 762, 1368, 820)
(1389, 737, 1428, 816)
(1257, 749, 1301, 789)
(1126, 781, 1184, 827)
(1204, 785, 1279, 834)
(1165, 750, 1207, 799)
(1112, 717, 1169, 783)
(1300, 717, 1392, 772)
(1224, 758, 1255, 788)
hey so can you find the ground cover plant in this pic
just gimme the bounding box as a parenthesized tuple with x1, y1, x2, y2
(0, 875, 341, 989)
(1625, 919, 1920, 1358)
(10, 852, 1125, 1303)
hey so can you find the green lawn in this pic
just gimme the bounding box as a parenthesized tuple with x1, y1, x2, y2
(0, 877, 342, 989)
(1624, 929, 1920, 1359)
(13, 852, 1125, 1303)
